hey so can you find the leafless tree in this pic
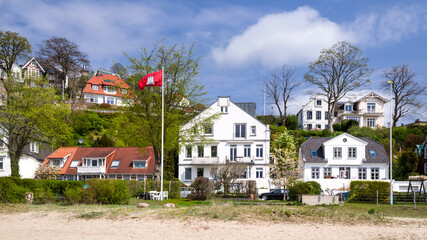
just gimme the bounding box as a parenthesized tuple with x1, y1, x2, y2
(37, 37, 90, 101)
(210, 162, 247, 194)
(305, 41, 372, 131)
(383, 64, 426, 127)
(263, 65, 300, 125)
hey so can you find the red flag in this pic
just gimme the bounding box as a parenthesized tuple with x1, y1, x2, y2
(138, 70, 163, 90)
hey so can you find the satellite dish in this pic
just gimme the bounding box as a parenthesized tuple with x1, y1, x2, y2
(78, 139, 84, 145)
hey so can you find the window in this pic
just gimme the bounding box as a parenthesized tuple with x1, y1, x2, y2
(197, 168, 204, 177)
(371, 168, 379, 180)
(0, 156, 3, 170)
(251, 126, 256, 135)
(367, 118, 376, 127)
(367, 103, 376, 113)
(92, 85, 99, 91)
(325, 111, 329, 120)
(256, 168, 263, 178)
(316, 124, 321, 129)
(133, 161, 147, 168)
(220, 106, 228, 113)
(106, 97, 115, 105)
(235, 124, 246, 138)
(244, 145, 251, 157)
(307, 111, 312, 120)
(197, 146, 204, 157)
(324, 167, 332, 178)
(242, 170, 248, 179)
(345, 105, 352, 112)
(121, 88, 127, 95)
(316, 111, 321, 120)
(307, 124, 312, 131)
(204, 123, 213, 135)
(334, 147, 342, 158)
(30, 142, 39, 153)
(91, 159, 98, 167)
(311, 167, 320, 179)
(369, 150, 377, 157)
(185, 146, 192, 158)
(185, 168, 192, 180)
(103, 85, 116, 94)
(325, 124, 329, 130)
(230, 145, 237, 161)
(211, 146, 217, 157)
(111, 160, 120, 168)
(358, 168, 367, 179)
(123, 175, 130, 180)
(256, 145, 263, 158)
(345, 116, 361, 123)
(70, 161, 79, 168)
(348, 147, 357, 158)
(339, 167, 350, 179)
(52, 159, 62, 167)
(311, 150, 317, 157)
(316, 100, 322, 106)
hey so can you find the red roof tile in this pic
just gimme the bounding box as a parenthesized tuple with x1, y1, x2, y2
(82, 71, 133, 98)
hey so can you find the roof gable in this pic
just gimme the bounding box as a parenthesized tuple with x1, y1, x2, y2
(323, 132, 367, 146)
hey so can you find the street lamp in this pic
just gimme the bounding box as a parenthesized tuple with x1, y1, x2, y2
(388, 80, 393, 205)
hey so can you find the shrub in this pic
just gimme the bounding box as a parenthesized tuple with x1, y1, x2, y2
(349, 181, 390, 203)
(100, 103, 112, 109)
(189, 177, 213, 200)
(288, 181, 321, 200)
(0, 177, 29, 203)
(333, 123, 341, 132)
(64, 187, 83, 205)
(242, 180, 257, 198)
(82, 179, 130, 204)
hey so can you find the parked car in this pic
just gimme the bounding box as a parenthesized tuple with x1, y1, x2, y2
(336, 191, 350, 201)
(258, 189, 289, 200)
(180, 187, 193, 198)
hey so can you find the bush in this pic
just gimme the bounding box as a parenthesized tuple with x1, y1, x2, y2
(349, 181, 390, 203)
(82, 179, 130, 204)
(0, 177, 29, 203)
(189, 177, 213, 200)
(100, 103, 112, 109)
(288, 181, 321, 200)
(333, 123, 341, 132)
(64, 187, 83, 205)
(242, 180, 257, 198)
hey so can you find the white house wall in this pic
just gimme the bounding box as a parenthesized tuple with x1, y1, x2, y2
(179, 97, 271, 192)
(19, 155, 42, 179)
(297, 96, 329, 130)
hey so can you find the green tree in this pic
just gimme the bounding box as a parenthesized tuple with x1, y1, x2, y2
(284, 114, 298, 130)
(0, 31, 32, 79)
(270, 129, 300, 200)
(395, 151, 418, 180)
(305, 41, 372, 131)
(0, 78, 72, 177)
(112, 41, 209, 179)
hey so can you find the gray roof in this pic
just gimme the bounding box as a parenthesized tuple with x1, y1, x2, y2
(22, 143, 54, 163)
(301, 136, 389, 164)
(235, 102, 256, 118)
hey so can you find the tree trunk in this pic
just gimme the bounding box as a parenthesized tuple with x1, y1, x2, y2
(10, 153, 20, 178)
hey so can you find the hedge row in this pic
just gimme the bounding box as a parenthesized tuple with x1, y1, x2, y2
(125, 179, 181, 199)
(288, 181, 322, 200)
(349, 181, 390, 203)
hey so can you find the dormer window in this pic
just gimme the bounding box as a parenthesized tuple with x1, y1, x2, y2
(367, 103, 376, 113)
(369, 150, 377, 157)
(133, 160, 147, 168)
(221, 106, 228, 113)
(92, 85, 99, 91)
(121, 88, 127, 95)
(316, 100, 322, 106)
(51, 159, 64, 167)
(30, 142, 39, 153)
(311, 150, 317, 157)
(111, 160, 120, 168)
(345, 105, 352, 112)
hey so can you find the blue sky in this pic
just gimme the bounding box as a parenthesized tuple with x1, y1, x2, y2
(2, 0, 426, 124)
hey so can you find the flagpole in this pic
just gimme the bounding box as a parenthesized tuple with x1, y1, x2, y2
(160, 67, 164, 200)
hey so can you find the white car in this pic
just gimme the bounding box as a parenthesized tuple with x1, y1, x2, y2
(180, 187, 193, 198)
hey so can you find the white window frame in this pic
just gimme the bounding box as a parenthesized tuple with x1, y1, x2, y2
(324, 167, 331, 178)
(316, 100, 322, 106)
(185, 146, 192, 158)
(106, 97, 115, 105)
(348, 147, 357, 158)
(311, 167, 320, 179)
(334, 147, 342, 158)
(256, 167, 263, 178)
(197, 167, 204, 177)
(220, 106, 228, 113)
(256, 145, 263, 158)
(244, 145, 251, 157)
(133, 160, 147, 168)
(367, 103, 376, 113)
(371, 168, 379, 180)
(184, 167, 192, 180)
(367, 118, 376, 128)
(230, 145, 237, 161)
(197, 146, 204, 157)
(111, 160, 120, 168)
(307, 111, 312, 120)
(316, 111, 321, 120)
(235, 123, 246, 138)
(30, 142, 39, 153)
(345, 105, 352, 112)
(92, 85, 99, 91)
(0, 156, 3, 170)
(211, 145, 217, 158)
(358, 168, 367, 179)
(251, 126, 256, 136)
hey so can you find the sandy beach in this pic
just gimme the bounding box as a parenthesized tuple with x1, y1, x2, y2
(1, 211, 426, 240)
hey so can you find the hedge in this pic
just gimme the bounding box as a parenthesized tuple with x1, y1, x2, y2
(288, 181, 322, 200)
(349, 181, 390, 203)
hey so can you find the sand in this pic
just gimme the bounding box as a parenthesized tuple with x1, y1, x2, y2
(0, 212, 426, 240)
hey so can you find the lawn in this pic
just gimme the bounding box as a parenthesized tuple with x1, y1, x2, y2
(1, 198, 426, 224)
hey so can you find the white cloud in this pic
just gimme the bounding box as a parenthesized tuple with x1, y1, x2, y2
(211, 6, 356, 67)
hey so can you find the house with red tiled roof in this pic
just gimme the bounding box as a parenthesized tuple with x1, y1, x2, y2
(83, 70, 132, 106)
(42, 147, 155, 180)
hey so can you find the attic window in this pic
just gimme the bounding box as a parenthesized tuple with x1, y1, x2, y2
(221, 106, 228, 113)
(133, 160, 147, 168)
(70, 161, 79, 168)
(111, 160, 120, 168)
(311, 150, 317, 157)
(92, 85, 99, 91)
(343, 138, 347, 143)
(121, 88, 127, 94)
(369, 150, 377, 157)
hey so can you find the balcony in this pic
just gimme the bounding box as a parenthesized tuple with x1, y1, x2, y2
(192, 157, 219, 165)
(77, 166, 106, 173)
(362, 111, 383, 116)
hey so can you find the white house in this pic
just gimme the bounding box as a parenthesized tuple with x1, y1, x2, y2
(299, 133, 389, 191)
(297, 95, 329, 130)
(0, 141, 52, 178)
(178, 97, 271, 192)
(334, 92, 388, 128)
